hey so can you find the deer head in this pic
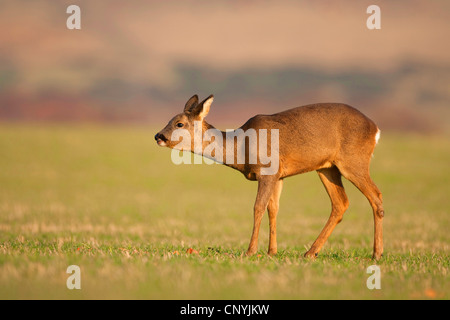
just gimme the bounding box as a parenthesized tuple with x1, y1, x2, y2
(154, 94, 214, 151)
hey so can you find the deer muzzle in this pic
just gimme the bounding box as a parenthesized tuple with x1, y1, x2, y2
(154, 133, 168, 146)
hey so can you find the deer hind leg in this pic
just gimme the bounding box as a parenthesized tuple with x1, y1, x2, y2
(267, 179, 283, 256)
(337, 162, 384, 260)
(305, 166, 349, 259)
(246, 175, 279, 256)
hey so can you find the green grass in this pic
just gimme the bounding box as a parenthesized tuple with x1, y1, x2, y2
(0, 124, 448, 299)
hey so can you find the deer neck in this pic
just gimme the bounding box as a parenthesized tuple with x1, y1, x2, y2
(192, 121, 242, 172)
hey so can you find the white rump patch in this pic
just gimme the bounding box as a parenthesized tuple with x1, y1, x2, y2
(375, 129, 381, 145)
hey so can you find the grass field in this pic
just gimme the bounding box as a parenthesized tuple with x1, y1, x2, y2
(0, 124, 448, 300)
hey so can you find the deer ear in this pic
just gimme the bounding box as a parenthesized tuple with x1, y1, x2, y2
(191, 94, 214, 120)
(184, 94, 199, 113)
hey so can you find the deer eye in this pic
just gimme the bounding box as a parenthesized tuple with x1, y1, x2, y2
(176, 123, 184, 128)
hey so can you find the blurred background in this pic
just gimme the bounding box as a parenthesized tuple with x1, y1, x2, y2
(1, 1, 449, 300)
(1, 0, 449, 132)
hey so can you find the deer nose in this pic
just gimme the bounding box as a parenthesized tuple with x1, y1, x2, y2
(154, 133, 166, 141)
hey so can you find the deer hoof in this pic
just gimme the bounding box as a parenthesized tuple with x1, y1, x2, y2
(304, 251, 319, 259)
(372, 252, 383, 261)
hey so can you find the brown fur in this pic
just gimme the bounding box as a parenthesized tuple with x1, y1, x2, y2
(155, 95, 384, 260)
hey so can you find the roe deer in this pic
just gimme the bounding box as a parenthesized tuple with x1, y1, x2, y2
(155, 95, 384, 260)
